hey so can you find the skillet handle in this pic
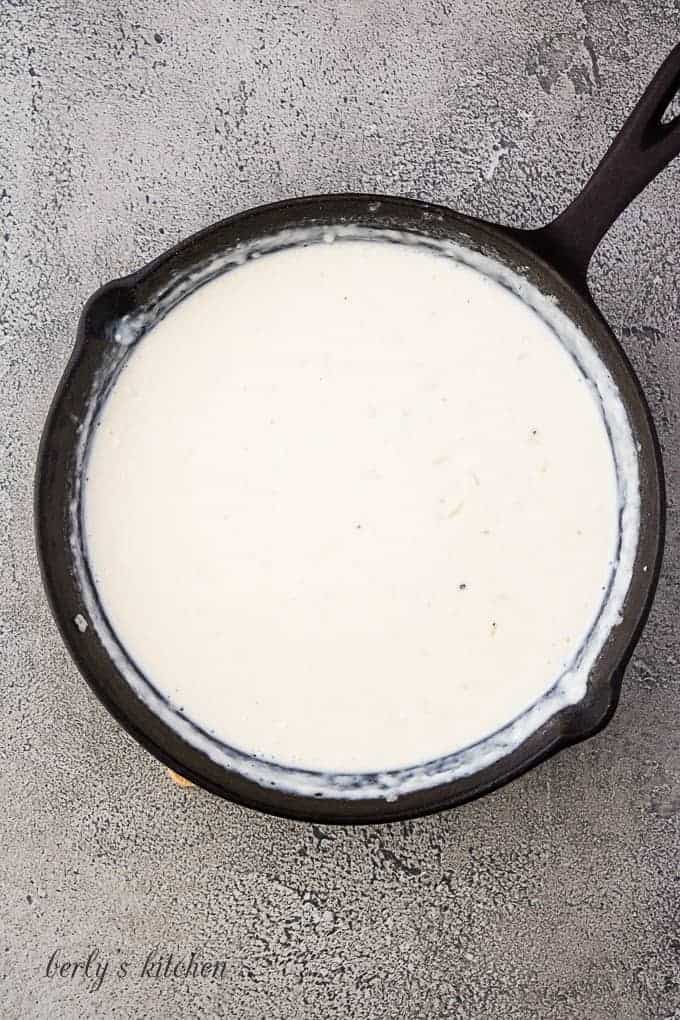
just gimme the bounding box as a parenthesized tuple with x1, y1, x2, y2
(519, 42, 680, 293)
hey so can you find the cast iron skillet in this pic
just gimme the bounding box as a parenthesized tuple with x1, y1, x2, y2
(36, 46, 680, 823)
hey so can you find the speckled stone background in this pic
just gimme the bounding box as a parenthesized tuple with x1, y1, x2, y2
(2, 3, 679, 1018)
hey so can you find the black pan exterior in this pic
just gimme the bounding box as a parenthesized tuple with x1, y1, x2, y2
(35, 194, 665, 823)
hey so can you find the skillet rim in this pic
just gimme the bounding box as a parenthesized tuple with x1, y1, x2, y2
(34, 192, 665, 824)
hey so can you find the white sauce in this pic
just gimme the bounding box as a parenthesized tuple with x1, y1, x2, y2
(81, 231, 640, 793)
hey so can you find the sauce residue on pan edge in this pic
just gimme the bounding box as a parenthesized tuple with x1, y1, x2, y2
(77, 229, 640, 798)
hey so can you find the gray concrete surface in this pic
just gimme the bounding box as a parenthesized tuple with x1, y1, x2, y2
(2, 2, 679, 1018)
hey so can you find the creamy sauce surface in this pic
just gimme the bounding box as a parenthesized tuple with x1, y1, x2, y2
(84, 238, 623, 774)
